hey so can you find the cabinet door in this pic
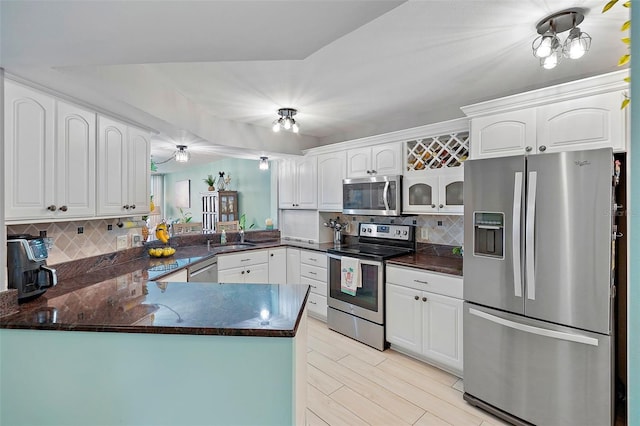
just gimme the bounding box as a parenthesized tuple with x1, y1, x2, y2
(97, 116, 128, 215)
(470, 109, 536, 159)
(245, 262, 269, 284)
(268, 248, 287, 284)
(537, 91, 626, 154)
(56, 101, 96, 218)
(386, 283, 422, 353)
(4, 81, 56, 220)
(286, 248, 301, 284)
(278, 159, 296, 208)
(346, 147, 371, 177)
(296, 156, 318, 209)
(402, 172, 439, 214)
(127, 126, 150, 215)
(317, 151, 346, 211)
(218, 266, 246, 284)
(371, 143, 401, 175)
(438, 166, 464, 214)
(422, 292, 463, 374)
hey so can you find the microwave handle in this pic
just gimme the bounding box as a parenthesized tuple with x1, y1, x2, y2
(383, 181, 390, 210)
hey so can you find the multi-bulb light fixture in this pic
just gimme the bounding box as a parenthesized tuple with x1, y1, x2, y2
(272, 108, 299, 133)
(532, 8, 591, 70)
(259, 156, 269, 170)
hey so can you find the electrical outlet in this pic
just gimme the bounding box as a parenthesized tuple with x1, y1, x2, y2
(421, 228, 429, 240)
(116, 235, 128, 250)
(132, 234, 142, 247)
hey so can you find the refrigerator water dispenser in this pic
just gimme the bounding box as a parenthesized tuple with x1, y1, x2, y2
(473, 212, 504, 258)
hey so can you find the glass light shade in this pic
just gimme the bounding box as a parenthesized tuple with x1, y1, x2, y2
(541, 50, 560, 69)
(175, 147, 189, 163)
(283, 117, 292, 130)
(532, 32, 560, 58)
(563, 27, 591, 59)
(272, 121, 280, 132)
(259, 156, 269, 170)
(291, 122, 299, 133)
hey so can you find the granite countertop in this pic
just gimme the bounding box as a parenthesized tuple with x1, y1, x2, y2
(0, 242, 310, 337)
(386, 244, 463, 276)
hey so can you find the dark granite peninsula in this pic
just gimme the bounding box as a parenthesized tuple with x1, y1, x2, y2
(0, 278, 309, 426)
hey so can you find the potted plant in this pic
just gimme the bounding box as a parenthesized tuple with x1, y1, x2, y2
(203, 174, 216, 191)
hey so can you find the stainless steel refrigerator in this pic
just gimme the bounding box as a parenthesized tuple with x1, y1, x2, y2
(463, 148, 616, 426)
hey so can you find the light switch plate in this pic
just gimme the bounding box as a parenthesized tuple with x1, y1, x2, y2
(116, 235, 128, 250)
(132, 234, 142, 247)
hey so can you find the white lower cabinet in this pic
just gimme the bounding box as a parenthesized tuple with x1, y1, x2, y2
(268, 248, 287, 284)
(300, 250, 328, 321)
(386, 265, 463, 376)
(286, 248, 301, 283)
(217, 249, 269, 284)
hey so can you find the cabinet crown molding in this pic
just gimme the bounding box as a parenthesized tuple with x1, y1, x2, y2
(461, 69, 629, 118)
(304, 117, 469, 156)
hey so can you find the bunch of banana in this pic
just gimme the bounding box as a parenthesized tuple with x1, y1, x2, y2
(148, 247, 176, 257)
(156, 223, 170, 243)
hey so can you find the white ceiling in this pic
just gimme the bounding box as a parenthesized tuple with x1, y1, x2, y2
(0, 0, 630, 173)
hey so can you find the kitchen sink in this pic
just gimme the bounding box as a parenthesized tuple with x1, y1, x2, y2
(210, 243, 255, 253)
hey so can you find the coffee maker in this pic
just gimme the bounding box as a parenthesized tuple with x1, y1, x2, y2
(7, 234, 58, 301)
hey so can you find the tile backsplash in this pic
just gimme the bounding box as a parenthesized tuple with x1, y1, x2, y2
(7, 219, 144, 265)
(321, 212, 463, 247)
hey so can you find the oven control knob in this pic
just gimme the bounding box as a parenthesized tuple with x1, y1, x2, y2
(403, 230, 408, 235)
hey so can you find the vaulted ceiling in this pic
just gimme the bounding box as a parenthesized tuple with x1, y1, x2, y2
(1, 0, 630, 172)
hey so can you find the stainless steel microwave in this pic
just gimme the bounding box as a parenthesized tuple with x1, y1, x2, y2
(342, 175, 402, 216)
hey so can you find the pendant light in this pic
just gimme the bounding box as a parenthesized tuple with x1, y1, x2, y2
(532, 8, 591, 70)
(272, 108, 300, 133)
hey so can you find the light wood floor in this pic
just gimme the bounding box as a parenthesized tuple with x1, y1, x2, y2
(305, 317, 509, 426)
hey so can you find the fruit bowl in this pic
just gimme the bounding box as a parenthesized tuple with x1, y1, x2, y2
(148, 247, 176, 258)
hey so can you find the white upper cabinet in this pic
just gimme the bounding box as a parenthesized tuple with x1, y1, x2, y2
(346, 143, 402, 178)
(463, 71, 629, 159)
(4, 81, 96, 221)
(97, 116, 150, 216)
(278, 156, 317, 209)
(469, 109, 536, 159)
(317, 151, 346, 212)
(536, 91, 626, 154)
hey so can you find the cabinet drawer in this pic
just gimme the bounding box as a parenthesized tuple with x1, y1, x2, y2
(217, 249, 269, 270)
(386, 265, 462, 299)
(300, 276, 327, 297)
(300, 263, 327, 283)
(306, 292, 327, 319)
(300, 250, 327, 268)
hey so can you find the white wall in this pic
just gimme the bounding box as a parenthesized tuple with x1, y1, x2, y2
(1, 68, 6, 291)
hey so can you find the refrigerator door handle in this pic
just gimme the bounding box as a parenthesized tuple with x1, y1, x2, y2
(469, 308, 599, 346)
(512, 172, 523, 298)
(526, 171, 537, 300)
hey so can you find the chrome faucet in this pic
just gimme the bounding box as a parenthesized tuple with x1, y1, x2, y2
(239, 229, 245, 243)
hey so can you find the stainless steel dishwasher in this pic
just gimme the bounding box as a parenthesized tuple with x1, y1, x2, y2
(188, 256, 218, 282)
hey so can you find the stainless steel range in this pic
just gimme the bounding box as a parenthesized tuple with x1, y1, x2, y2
(327, 223, 415, 350)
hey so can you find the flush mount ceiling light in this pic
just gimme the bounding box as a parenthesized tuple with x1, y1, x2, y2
(532, 8, 591, 69)
(174, 145, 190, 163)
(259, 156, 269, 171)
(272, 108, 299, 133)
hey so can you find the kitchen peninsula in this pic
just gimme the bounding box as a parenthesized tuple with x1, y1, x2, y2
(0, 256, 309, 426)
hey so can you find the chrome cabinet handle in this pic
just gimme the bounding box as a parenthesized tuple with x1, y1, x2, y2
(47, 205, 57, 211)
(366, 170, 371, 174)
(270, 253, 274, 257)
(422, 297, 427, 302)
(246, 269, 250, 274)
(241, 270, 245, 274)
(525, 146, 533, 152)
(309, 301, 317, 305)
(123, 205, 130, 209)
(538, 145, 547, 152)
(59, 205, 68, 212)
(431, 204, 436, 208)
(371, 169, 376, 174)
(414, 295, 419, 300)
(439, 204, 443, 208)
(309, 271, 317, 275)
(240, 259, 251, 262)
(413, 279, 429, 285)
(130, 204, 136, 210)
